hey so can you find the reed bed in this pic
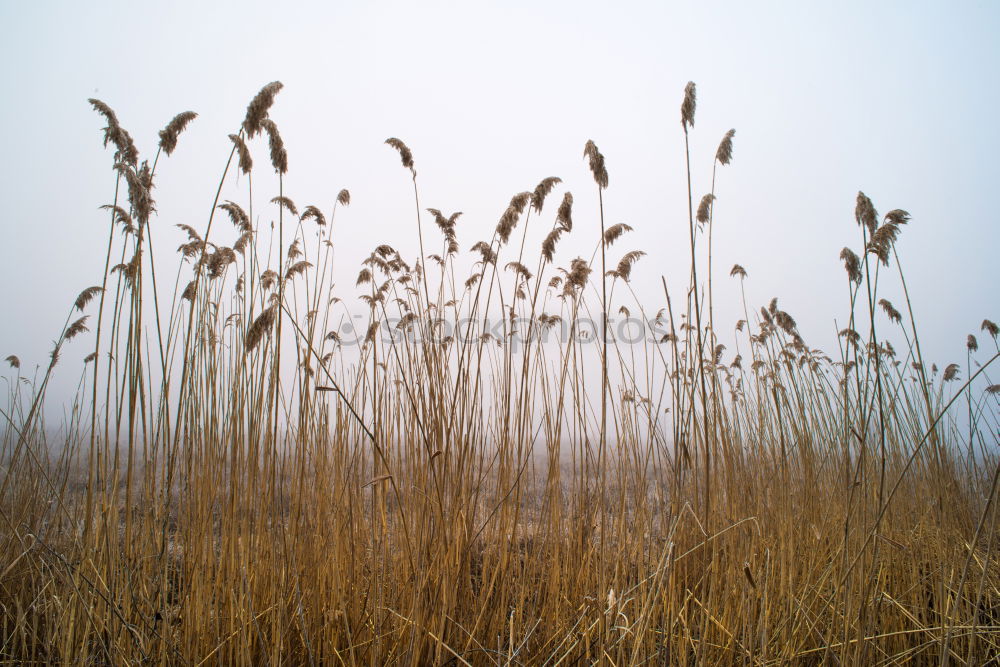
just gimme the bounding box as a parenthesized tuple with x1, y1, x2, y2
(1, 81, 999, 665)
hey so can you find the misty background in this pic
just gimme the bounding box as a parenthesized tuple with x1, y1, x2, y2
(1, 0, 998, 410)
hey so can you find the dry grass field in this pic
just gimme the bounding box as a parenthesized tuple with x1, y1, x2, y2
(1, 81, 999, 664)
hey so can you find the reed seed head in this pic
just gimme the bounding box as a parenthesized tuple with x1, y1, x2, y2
(243, 81, 283, 139)
(271, 195, 298, 217)
(471, 241, 497, 266)
(158, 111, 197, 156)
(219, 201, 251, 232)
(385, 138, 414, 170)
(101, 204, 135, 234)
(855, 192, 878, 237)
(301, 205, 327, 226)
(285, 260, 312, 281)
(716, 129, 736, 165)
(603, 223, 633, 247)
(65, 316, 90, 341)
(556, 192, 574, 232)
(566, 257, 592, 291)
(74, 286, 103, 311)
(583, 140, 609, 189)
(181, 280, 198, 302)
(878, 298, 902, 324)
(681, 82, 697, 128)
(261, 119, 288, 174)
(5, 355, 19, 369)
(967, 334, 978, 352)
(496, 192, 531, 244)
(696, 194, 715, 224)
(983, 319, 999, 338)
(117, 161, 155, 224)
(839, 247, 862, 284)
(868, 216, 905, 266)
(207, 248, 237, 280)
(245, 305, 277, 352)
(775, 310, 797, 335)
(229, 134, 253, 174)
(884, 209, 911, 227)
(615, 250, 646, 282)
(260, 270, 278, 291)
(505, 261, 533, 281)
(531, 177, 562, 213)
(542, 227, 563, 263)
(88, 98, 139, 166)
(943, 363, 960, 381)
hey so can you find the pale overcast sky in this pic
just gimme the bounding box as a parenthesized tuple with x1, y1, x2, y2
(1, 1, 998, 404)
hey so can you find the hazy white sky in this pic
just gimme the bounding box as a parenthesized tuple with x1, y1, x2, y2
(1, 0, 998, 400)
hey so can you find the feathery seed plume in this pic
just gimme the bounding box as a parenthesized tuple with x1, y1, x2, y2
(681, 82, 697, 128)
(229, 134, 253, 174)
(271, 196, 298, 217)
(88, 98, 139, 165)
(285, 260, 312, 281)
(117, 161, 155, 224)
(158, 111, 197, 156)
(696, 194, 715, 224)
(541, 227, 563, 262)
(839, 247, 862, 283)
(74, 286, 104, 311)
(470, 240, 497, 265)
(603, 223, 633, 246)
(878, 298, 902, 324)
(385, 138, 414, 170)
(260, 270, 278, 291)
(101, 204, 134, 233)
(496, 192, 531, 244)
(531, 176, 562, 213)
(583, 140, 609, 189)
(245, 306, 277, 352)
(218, 201, 251, 232)
(855, 192, 878, 237)
(505, 261, 533, 281)
(301, 205, 326, 226)
(242, 81, 284, 138)
(716, 129, 736, 165)
(176, 224, 202, 242)
(261, 119, 288, 174)
(556, 192, 574, 232)
(566, 258, 592, 291)
(65, 316, 90, 340)
(615, 250, 646, 282)
(775, 311, 796, 335)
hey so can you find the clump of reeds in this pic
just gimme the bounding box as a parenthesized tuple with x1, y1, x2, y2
(0, 81, 997, 666)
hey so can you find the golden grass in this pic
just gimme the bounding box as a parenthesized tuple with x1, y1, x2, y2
(1, 81, 999, 665)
